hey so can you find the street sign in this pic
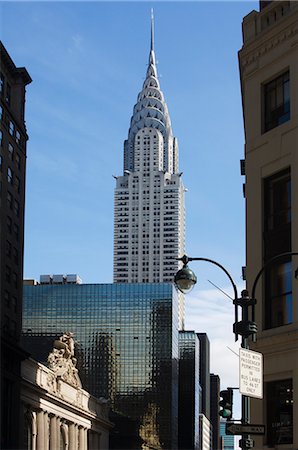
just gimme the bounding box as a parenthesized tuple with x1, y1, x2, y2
(226, 423, 265, 435)
(239, 348, 263, 399)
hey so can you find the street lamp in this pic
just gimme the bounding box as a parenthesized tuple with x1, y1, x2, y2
(174, 251, 298, 450)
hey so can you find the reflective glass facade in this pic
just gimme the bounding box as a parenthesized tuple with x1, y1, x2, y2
(178, 331, 200, 450)
(220, 421, 234, 449)
(22, 283, 179, 449)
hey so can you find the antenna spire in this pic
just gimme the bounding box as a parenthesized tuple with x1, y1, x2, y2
(151, 8, 154, 52)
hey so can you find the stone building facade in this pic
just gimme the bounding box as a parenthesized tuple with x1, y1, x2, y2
(21, 333, 112, 449)
(239, 1, 298, 447)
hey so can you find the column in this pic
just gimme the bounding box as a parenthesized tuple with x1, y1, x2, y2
(36, 410, 44, 450)
(44, 411, 49, 450)
(84, 428, 88, 450)
(78, 426, 85, 450)
(69, 423, 76, 450)
(49, 414, 58, 450)
(74, 424, 79, 450)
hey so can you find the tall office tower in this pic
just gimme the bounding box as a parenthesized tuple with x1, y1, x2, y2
(239, 1, 298, 448)
(220, 421, 234, 450)
(210, 374, 220, 450)
(197, 333, 210, 421)
(22, 282, 179, 449)
(178, 331, 201, 450)
(113, 15, 186, 318)
(0, 42, 31, 449)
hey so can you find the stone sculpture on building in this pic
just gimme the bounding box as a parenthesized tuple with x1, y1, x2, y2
(21, 333, 113, 449)
(47, 331, 82, 388)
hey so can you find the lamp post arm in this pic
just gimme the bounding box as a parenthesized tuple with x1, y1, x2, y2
(251, 251, 298, 300)
(178, 255, 239, 301)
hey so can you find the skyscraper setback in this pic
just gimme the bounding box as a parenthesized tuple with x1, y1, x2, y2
(113, 14, 185, 290)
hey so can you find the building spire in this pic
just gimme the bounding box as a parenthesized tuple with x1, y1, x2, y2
(151, 8, 154, 53)
(148, 9, 156, 68)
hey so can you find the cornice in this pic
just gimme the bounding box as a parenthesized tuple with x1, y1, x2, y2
(240, 18, 298, 71)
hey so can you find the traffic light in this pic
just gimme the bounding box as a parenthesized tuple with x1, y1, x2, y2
(219, 388, 233, 419)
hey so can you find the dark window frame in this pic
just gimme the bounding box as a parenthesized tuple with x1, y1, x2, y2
(263, 70, 290, 133)
(0, 72, 4, 95)
(263, 168, 292, 329)
(266, 379, 293, 446)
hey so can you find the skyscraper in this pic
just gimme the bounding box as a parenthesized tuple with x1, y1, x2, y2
(0, 41, 31, 449)
(197, 333, 211, 420)
(178, 331, 201, 450)
(113, 14, 185, 291)
(220, 421, 234, 450)
(210, 374, 220, 450)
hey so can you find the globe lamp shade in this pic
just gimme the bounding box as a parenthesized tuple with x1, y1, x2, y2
(174, 266, 197, 294)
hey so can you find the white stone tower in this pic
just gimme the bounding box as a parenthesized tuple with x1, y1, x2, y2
(113, 13, 185, 324)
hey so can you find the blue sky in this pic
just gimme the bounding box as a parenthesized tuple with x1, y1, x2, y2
(2, 0, 259, 417)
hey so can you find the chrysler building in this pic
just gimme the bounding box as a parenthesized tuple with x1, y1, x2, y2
(113, 14, 185, 294)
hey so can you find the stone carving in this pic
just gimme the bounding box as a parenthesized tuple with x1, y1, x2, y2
(47, 332, 82, 388)
(46, 372, 57, 394)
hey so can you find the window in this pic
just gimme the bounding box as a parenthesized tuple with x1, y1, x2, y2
(13, 223, 19, 241)
(6, 240, 11, 257)
(7, 216, 12, 233)
(267, 379, 293, 446)
(12, 272, 18, 288)
(15, 176, 20, 193)
(9, 121, 14, 136)
(16, 130, 21, 145)
(6, 83, 11, 105)
(5, 265, 11, 283)
(0, 72, 4, 95)
(0, 105, 3, 121)
(264, 169, 291, 329)
(14, 199, 19, 217)
(7, 167, 13, 184)
(7, 191, 12, 209)
(4, 291, 10, 307)
(13, 248, 18, 265)
(264, 71, 290, 132)
(15, 153, 20, 169)
(8, 143, 14, 159)
(12, 296, 17, 312)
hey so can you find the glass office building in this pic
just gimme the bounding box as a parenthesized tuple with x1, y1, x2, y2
(220, 421, 234, 450)
(22, 282, 179, 449)
(178, 331, 201, 450)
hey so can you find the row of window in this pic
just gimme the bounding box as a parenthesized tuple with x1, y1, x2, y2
(7, 191, 20, 216)
(7, 167, 20, 192)
(4, 291, 17, 312)
(2, 315, 17, 338)
(0, 72, 11, 105)
(0, 107, 22, 145)
(0, 138, 22, 175)
(7, 216, 20, 240)
(5, 240, 19, 264)
(5, 265, 19, 289)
